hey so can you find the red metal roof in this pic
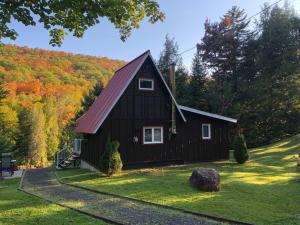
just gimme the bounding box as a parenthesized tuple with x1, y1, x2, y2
(75, 50, 186, 134)
(75, 50, 150, 134)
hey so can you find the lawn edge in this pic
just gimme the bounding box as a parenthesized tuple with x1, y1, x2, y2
(55, 170, 253, 225)
(17, 169, 122, 225)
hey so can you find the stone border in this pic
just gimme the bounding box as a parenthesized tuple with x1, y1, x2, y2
(18, 170, 123, 225)
(54, 171, 254, 225)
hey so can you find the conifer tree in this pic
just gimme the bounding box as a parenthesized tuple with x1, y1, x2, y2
(158, 35, 182, 82)
(189, 49, 208, 110)
(157, 35, 189, 105)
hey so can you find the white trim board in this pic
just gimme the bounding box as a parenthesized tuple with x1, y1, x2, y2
(139, 78, 154, 90)
(179, 105, 237, 123)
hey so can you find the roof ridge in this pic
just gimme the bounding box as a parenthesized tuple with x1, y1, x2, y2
(115, 50, 150, 73)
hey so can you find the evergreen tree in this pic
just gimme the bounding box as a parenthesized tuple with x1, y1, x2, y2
(241, 4, 300, 145)
(27, 103, 47, 167)
(189, 49, 208, 110)
(157, 35, 189, 105)
(233, 134, 249, 164)
(100, 137, 123, 176)
(175, 62, 190, 105)
(158, 35, 181, 83)
(44, 96, 60, 160)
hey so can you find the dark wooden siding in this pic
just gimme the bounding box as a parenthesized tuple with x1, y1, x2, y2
(178, 111, 231, 162)
(81, 57, 231, 169)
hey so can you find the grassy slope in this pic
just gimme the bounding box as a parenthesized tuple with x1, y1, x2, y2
(0, 178, 107, 225)
(58, 135, 300, 225)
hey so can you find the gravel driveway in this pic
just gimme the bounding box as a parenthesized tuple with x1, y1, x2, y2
(20, 168, 224, 225)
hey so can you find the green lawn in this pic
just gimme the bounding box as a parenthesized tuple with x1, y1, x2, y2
(0, 178, 108, 225)
(58, 134, 300, 225)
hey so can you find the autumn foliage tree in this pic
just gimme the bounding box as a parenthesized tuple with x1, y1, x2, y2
(44, 96, 60, 160)
(27, 103, 47, 167)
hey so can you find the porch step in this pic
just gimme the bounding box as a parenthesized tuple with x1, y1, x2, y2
(58, 154, 80, 169)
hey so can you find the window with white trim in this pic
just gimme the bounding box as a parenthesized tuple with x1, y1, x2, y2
(143, 127, 163, 144)
(202, 124, 211, 139)
(139, 78, 154, 90)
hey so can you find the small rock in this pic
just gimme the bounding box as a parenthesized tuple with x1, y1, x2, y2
(189, 168, 220, 192)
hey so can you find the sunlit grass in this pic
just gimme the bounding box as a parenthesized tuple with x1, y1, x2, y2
(58, 134, 300, 225)
(0, 178, 108, 225)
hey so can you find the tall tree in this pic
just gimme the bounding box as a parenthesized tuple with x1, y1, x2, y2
(0, 0, 165, 46)
(189, 49, 208, 110)
(0, 105, 19, 154)
(158, 35, 182, 82)
(243, 4, 300, 145)
(157, 35, 189, 104)
(175, 62, 190, 105)
(27, 103, 47, 167)
(200, 6, 252, 114)
(44, 96, 60, 160)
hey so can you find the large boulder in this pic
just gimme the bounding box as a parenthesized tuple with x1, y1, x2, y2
(189, 168, 220, 192)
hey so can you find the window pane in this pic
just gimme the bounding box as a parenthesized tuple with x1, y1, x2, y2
(140, 80, 153, 89)
(144, 128, 152, 142)
(154, 128, 162, 142)
(203, 125, 209, 137)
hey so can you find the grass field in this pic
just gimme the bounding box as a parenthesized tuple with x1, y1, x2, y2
(58, 134, 300, 225)
(0, 178, 107, 225)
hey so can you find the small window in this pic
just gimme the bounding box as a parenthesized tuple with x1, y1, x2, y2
(139, 78, 154, 90)
(202, 124, 211, 139)
(143, 127, 163, 144)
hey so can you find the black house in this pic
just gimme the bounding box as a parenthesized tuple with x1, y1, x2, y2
(75, 50, 237, 170)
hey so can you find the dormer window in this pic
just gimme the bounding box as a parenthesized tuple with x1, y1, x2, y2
(139, 78, 154, 90)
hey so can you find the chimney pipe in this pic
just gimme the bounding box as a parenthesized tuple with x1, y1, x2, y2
(169, 63, 176, 134)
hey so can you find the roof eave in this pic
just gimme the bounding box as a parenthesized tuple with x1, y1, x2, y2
(179, 105, 237, 123)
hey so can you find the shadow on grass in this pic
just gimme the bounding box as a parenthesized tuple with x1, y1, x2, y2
(0, 179, 104, 225)
(56, 135, 300, 225)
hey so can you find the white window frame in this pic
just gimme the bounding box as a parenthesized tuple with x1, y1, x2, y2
(202, 123, 211, 140)
(143, 127, 163, 144)
(139, 78, 154, 90)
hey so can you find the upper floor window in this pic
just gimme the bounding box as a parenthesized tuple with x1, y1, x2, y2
(202, 124, 211, 139)
(139, 78, 154, 90)
(143, 127, 163, 144)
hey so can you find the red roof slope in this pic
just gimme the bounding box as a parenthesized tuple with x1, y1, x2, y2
(75, 50, 186, 134)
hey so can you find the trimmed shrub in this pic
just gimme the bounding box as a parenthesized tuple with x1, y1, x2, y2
(233, 134, 249, 164)
(100, 137, 123, 176)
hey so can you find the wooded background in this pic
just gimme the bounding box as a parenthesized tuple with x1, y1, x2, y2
(0, 3, 299, 166)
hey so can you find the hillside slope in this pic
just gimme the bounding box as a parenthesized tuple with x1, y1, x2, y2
(0, 45, 124, 163)
(0, 45, 124, 123)
(58, 134, 300, 225)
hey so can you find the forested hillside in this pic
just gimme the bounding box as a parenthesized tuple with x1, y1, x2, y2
(0, 3, 299, 167)
(158, 4, 300, 147)
(0, 45, 124, 165)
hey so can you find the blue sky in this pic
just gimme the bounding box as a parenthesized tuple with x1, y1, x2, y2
(3, 0, 300, 70)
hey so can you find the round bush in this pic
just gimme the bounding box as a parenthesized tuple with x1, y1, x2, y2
(233, 134, 249, 164)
